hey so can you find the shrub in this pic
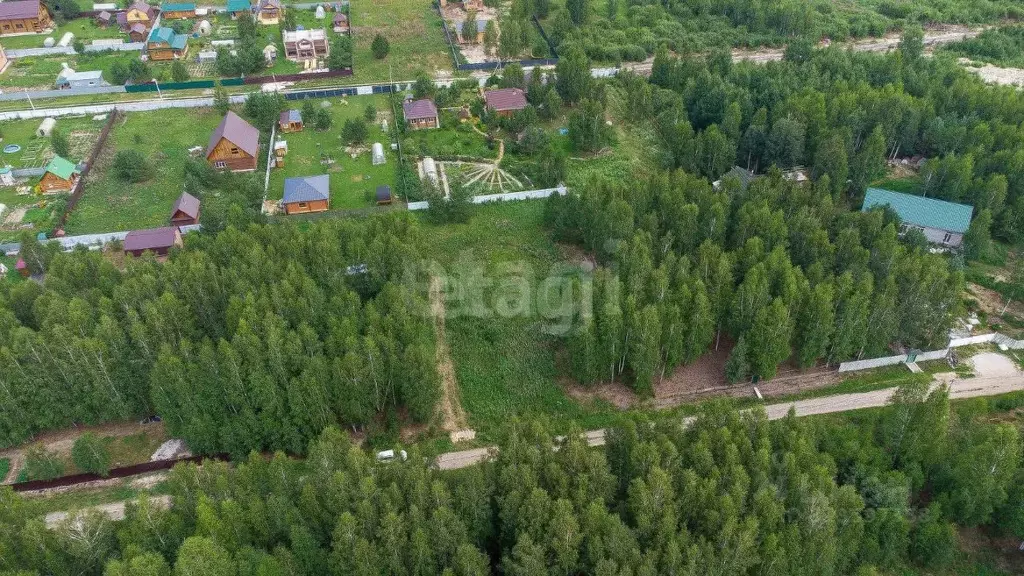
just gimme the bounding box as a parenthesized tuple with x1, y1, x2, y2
(71, 433, 112, 476)
(50, 129, 70, 159)
(371, 34, 390, 59)
(341, 118, 368, 144)
(22, 446, 64, 481)
(113, 149, 154, 183)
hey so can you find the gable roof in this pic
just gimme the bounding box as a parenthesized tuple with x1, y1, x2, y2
(97, 10, 112, 19)
(333, 12, 347, 23)
(44, 156, 79, 180)
(148, 26, 187, 48)
(207, 111, 260, 157)
(720, 166, 754, 190)
(130, 22, 146, 33)
(161, 1, 195, 10)
(403, 98, 437, 121)
(128, 0, 154, 16)
(0, 0, 42, 20)
(171, 191, 200, 219)
(283, 175, 330, 204)
(258, 0, 280, 9)
(124, 227, 180, 252)
(862, 188, 974, 234)
(280, 109, 301, 124)
(226, 0, 250, 12)
(484, 88, 527, 111)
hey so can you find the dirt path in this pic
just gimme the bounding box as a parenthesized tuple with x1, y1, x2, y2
(430, 275, 468, 432)
(45, 494, 171, 529)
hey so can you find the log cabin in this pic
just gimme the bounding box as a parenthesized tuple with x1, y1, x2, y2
(206, 111, 260, 172)
(38, 156, 80, 193)
(0, 0, 52, 36)
(282, 175, 330, 214)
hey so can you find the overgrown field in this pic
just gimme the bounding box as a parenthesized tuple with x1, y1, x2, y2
(347, 0, 451, 81)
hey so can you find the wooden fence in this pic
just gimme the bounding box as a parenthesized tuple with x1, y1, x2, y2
(52, 109, 119, 234)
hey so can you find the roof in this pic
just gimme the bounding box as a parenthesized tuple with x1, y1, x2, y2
(116, 12, 128, 25)
(148, 26, 187, 49)
(124, 227, 180, 252)
(720, 166, 754, 190)
(128, 0, 154, 16)
(171, 191, 200, 219)
(403, 98, 438, 121)
(258, 0, 280, 9)
(44, 156, 79, 180)
(226, 0, 250, 11)
(15, 258, 26, 270)
(97, 10, 112, 19)
(375, 184, 391, 202)
(130, 22, 146, 33)
(0, 0, 41, 20)
(161, 1, 195, 10)
(484, 88, 528, 111)
(283, 29, 326, 43)
(59, 70, 104, 83)
(862, 188, 974, 234)
(283, 175, 330, 204)
(207, 111, 260, 157)
(280, 109, 301, 124)
(333, 12, 347, 22)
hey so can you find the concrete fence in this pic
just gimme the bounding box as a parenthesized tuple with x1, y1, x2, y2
(407, 185, 566, 211)
(0, 86, 126, 103)
(837, 332, 1024, 373)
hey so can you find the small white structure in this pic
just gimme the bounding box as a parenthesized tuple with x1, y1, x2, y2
(273, 140, 288, 155)
(197, 50, 217, 63)
(56, 67, 107, 89)
(91, 38, 125, 47)
(195, 7, 209, 15)
(314, 4, 325, 18)
(43, 37, 55, 48)
(263, 43, 277, 64)
(421, 156, 438, 184)
(58, 32, 75, 48)
(0, 168, 13, 187)
(197, 19, 212, 35)
(381, 119, 388, 133)
(371, 142, 385, 166)
(211, 39, 235, 48)
(92, 2, 117, 10)
(36, 117, 56, 138)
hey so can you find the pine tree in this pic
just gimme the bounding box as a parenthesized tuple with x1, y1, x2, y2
(747, 298, 792, 380)
(725, 335, 750, 384)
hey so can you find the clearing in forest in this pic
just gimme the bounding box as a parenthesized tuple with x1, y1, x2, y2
(430, 275, 469, 434)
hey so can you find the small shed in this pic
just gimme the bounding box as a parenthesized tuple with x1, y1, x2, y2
(36, 117, 56, 137)
(332, 11, 348, 32)
(375, 184, 392, 205)
(15, 258, 28, 278)
(279, 109, 303, 132)
(95, 10, 112, 26)
(123, 227, 183, 257)
(129, 23, 148, 42)
(170, 191, 200, 225)
(371, 142, 385, 166)
(38, 156, 80, 193)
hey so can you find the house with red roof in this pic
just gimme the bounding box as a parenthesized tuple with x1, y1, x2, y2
(206, 111, 260, 172)
(123, 227, 182, 257)
(403, 98, 439, 130)
(483, 88, 528, 118)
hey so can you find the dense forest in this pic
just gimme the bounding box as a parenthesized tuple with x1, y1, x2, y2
(0, 216, 440, 455)
(1, 387, 1021, 575)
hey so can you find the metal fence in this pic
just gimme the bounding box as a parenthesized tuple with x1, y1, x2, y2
(11, 453, 229, 492)
(836, 331, 1024, 373)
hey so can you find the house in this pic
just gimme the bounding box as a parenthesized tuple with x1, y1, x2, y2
(206, 111, 260, 172)
(454, 19, 486, 44)
(147, 26, 189, 61)
(160, 1, 196, 18)
(95, 10, 113, 26)
(125, 0, 155, 25)
(483, 88, 528, 117)
(0, 0, 52, 35)
(170, 191, 200, 225)
(862, 188, 974, 248)
(279, 109, 303, 132)
(38, 156, 80, 193)
(403, 98, 439, 130)
(226, 0, 251, 19)
(332, 12, 348, 33)
(55, 68, 107, 89)
(256, 0, 281, 24)
(128, 22, 148, 42)
(123, 226, 183, 257)
(282, 29, 328, 62)
(712, 166, 755, 191)
(282, 174, 330, 214)
(375, 184, 392, 205)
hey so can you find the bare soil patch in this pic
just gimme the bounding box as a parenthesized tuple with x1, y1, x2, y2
(564, 378, 637, 410)
(655, 340, 731, 399)
(967, 282, 1024, 321)
(431, 275, 469, 432)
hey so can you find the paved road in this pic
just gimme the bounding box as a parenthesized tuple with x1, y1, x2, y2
(435, 373, 1024, 470)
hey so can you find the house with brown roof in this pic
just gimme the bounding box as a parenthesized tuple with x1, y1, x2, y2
(206, 111, 260, 172)
(125, 0, 155, 25)
(403, 98, 439, 130)
(279, 109, 303, 132)
(170, 191, 200, 226)
(282, 29, 328, 62)
(0, 0, 52, 35)
(128, 22, 148, 42)
(332, 12, 348, 33)
(256, 0, 281, 24)
(123, 226, 182, 257)
(483, 88, 528, 117)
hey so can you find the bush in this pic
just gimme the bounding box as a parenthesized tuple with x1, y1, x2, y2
(113, 149, 154, 183)
(341, 118, 368, 144)
(171, 59, 190, 83)
(50, 129, 70, 159)
(22, 446, 64, 481)
(364, 104, 377, 122)
(71, 433, 112, 477)
(371, 34, 390, 59)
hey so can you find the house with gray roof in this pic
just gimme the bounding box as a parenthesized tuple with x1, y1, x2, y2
(862, 188, 974, 248)
(282, 175, 330, 215)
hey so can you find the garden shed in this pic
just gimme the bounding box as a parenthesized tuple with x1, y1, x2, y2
(36, 117, 56, 137)
(371, 142, 385, 165)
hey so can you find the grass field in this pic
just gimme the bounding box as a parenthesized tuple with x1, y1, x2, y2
(65, 107, 226, 234)
(0, 17, 124, 50)
(348, 0, 451, 82)
(0, 115, 99, 169)
(267, 95, 396, 210)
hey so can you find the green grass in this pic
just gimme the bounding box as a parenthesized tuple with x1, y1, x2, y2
(873, 175, 924, 194)
(0, 115, 99, 168)
(0, 458, 9, 482)
(348, 0, 451, 82)
(403, 120, 494, 160)
(0, 17, 124, 50)
(268, 95, 396, 210)
(64, 107, 226, 234)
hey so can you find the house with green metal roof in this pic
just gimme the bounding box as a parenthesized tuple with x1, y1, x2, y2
(861, 188, 974, 248)
(226, 0, 251, 17)
(147, 26, 189, 61)
(38, 156, 80, 193)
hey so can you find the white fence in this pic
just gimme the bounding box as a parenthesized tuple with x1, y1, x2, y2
(837, 332, 1024, 373)
(0, 86, 125, 102)
(407, 185, 566, 211)
(0, 93, 250, 121)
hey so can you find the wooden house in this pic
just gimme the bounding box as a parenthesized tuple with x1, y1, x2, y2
(402, 98, 439, 130)
(38, 156, 80, 193)
(170, 191, 200, 226)
(0, 0, 52, 35)
(256, 0, 281, 24)
(282, 29, 328, 62)
(125, 0, 155, 25)
(226, 0, 251, 19)
(123, 226, 182, 257)
(147, 26, 189, 61)
(279, 109, 303, 132)
(282, 175, 330, 214)
(160, 1, 196, 19)
(128, 22, 147, 42)
(484, 88, 528, 118)
(206, 111, 260, 172)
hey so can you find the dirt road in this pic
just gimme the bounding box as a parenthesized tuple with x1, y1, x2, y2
(430, 275, 468, 433)
(435, 372, 1024, 470)
(44, 494, 171, 529)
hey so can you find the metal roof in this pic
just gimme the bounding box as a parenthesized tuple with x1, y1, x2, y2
(280, 109, 302, 124)
(161, 2, 195, 10)
(0, 0, 41, 20)
(171, 191, 200, 220)
(375, 184, 391, 202)
(484, 88, 527, 111)
(862, 188, 974, 234)
(124, 227, 179, 252)
(207, 111, 260, 158)
(283, 175, 330, 204)
(44, 156, 79, 180)
(403, 98, 437, 121)
(226, 0, 250, 11)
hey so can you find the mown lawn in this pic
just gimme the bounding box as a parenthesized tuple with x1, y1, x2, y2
(65, 107, 226, 234)
(348, 0, 451, 82)
(0, 17, 125, 50)
(267, 95, 396, 210)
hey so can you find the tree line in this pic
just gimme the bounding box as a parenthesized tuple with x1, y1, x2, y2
(1, 387, 1020, 575)
(0, 215, 440, 455)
